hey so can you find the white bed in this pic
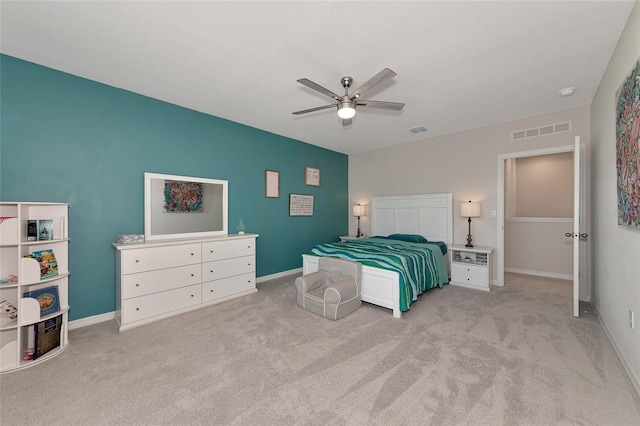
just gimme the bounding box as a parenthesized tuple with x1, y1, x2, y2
(302, 193, 453, 318)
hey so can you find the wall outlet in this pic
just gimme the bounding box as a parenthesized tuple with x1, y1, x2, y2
(630, 310, 635, 329)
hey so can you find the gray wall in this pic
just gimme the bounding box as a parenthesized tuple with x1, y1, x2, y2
(590, 1, 640, 396)
(349, 105, 590, 283)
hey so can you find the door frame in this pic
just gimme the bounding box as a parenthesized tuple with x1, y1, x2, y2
(496, 144, 590, 303)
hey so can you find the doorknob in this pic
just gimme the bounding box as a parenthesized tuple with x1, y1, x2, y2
(580, 233, 589, 239)
(565, 232, 574, 237)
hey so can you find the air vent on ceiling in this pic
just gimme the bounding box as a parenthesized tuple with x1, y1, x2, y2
(511, 121, 571, 141)
(408, 125, 428, 134)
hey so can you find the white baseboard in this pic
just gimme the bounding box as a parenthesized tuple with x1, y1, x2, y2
(69, 311, 115, 330)
(505, 267, 572, 281)
(256, 267, 301, 283)
(597, 312, 640, 398)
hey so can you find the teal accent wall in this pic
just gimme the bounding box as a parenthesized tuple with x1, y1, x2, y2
(0, 55, 348, 321)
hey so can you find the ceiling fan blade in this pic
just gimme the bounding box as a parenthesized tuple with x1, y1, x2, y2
(342, 118, 352, 126)
(356, 100, 405, 111)
(350, 68, 397, 99)
(292, 104, 336, 115)
(297, 78, 342, 100)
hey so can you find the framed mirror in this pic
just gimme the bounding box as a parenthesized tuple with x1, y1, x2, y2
(144, 172, 228, 241)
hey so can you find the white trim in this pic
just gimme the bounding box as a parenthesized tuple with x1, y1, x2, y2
(256, 267, 302, 283)
(505, 217, 573, 223)
(504, 267, 572, 281)
(69, 311, 115, 330)
(598, 315, 640, 398)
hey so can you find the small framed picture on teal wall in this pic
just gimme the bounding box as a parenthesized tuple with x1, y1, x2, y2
(265, 170, 280, 198)
(305, 166, 320, 186)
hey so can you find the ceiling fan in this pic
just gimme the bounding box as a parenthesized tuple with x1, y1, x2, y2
(292, 68, 405, 126)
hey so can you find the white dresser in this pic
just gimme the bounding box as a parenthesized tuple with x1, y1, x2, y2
(113, 234, 257, 331)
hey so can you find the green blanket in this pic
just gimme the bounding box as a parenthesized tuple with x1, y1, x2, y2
(309, 238, 449, 311)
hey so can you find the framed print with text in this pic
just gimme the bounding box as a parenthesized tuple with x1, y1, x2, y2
(289, 194, 314, 216)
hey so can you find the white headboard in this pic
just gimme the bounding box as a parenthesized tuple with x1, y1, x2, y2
(370, 193, 453, 245)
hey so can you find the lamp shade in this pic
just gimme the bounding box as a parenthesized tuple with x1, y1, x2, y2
(460, 201, 481, 218)
(352, 204, 366, 217)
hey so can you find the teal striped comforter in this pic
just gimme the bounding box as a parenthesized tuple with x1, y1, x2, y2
(309, 238, 449, 311)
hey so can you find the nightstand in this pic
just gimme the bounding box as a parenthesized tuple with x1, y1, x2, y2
(449, 244, 493, 292)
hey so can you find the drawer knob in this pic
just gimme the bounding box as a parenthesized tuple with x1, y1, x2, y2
(190, 294, 194, 297)
(210, 270, 213, 273)
(210, 289, 214, 292)
(135, 260, 139, 263)
(190, 274, 194, 277)
(210, 250, 214, 253)
(190, 253, 194, 256)
(136, 307, 139, 311)
(135, 284, 139, 287)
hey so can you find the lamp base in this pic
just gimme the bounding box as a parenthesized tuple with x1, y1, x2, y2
(465, 237, 474, 248)
(356, 216, 363, 238)
(465, 217, 474, 247)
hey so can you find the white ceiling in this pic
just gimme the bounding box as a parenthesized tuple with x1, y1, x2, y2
(0, 1, 635, 155)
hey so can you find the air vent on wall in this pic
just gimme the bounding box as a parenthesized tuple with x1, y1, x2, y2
(511, 121, 571, 141)
(408, 125, 428, 134)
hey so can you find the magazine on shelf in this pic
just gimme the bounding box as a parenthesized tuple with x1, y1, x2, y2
(37, 219, 53, 241)
(23, 285, 60, 317)
(34, 315, 62, 359)
(26, 249, 58, 279)
(0, 299, 18, 326)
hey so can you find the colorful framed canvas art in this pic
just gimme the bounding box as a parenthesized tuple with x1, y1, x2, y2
(615, 58, 640, 228)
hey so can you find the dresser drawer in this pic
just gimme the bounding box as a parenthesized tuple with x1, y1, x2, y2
(122, 284, 202, 324)
(202, 255, 255, 281)
(202, 239, 255, 262)
(202, 273, 255, 303)
(451, 263, 489, 287)
(121, 243, 201, 274)
(121, 264, 201, 299)
(451, 263, 487, 277)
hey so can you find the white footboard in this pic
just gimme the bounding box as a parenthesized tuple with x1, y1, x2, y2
(302, 254, 402, 318)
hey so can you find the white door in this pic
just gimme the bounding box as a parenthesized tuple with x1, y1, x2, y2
(570, 136, 588, 317)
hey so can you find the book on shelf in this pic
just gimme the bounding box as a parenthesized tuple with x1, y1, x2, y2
(27, 219, 38, 241)
(0, 299, 18, 326)
(0, 274, 18, 285)
(34, 314, 62, 359)
(23, 285, 60, 317)
(25, 249, 58, 279)
(37, 219, 53, 241)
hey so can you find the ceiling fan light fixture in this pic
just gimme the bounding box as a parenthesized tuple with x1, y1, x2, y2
(338, 102, 356, 119)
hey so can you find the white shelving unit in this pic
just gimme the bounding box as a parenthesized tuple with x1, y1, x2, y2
(0, 202, 70, 373)
(449, 244, 493, 292)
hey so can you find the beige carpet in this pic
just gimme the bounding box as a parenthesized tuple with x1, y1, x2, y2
(1, 273, 639, 425)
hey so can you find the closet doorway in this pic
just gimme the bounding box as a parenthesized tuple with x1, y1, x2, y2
(497, 139, 590, 317)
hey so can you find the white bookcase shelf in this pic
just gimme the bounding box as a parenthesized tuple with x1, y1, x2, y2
(0, 202, 70, 373)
